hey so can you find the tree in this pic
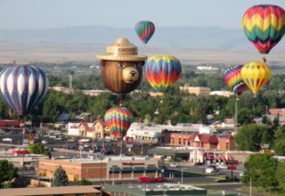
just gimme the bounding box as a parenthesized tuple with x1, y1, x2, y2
(0, 160, 17, 184)
(52, 166, 68, 186)
(241, 154, 278, 191)
(276, 161, 285, 192)
(77, 179, 92, 185)
(235, 124, 273, 151)
(28, 143, 48, 155)
(273, 126, 285, 156)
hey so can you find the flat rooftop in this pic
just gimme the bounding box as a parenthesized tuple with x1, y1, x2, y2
(126, 183, 205, 191)
(0, 185, 101, 196)
(53, 155, 153, 163)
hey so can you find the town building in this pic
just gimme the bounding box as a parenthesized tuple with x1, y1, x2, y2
(67, 118, 110, 139)
(265, 108, 285, 125)
(179, 84, 211, 96)
(210, 90, 234, 97)
(162, 130, 235, 151)
(103, 183, 207, 196)
(0, 185, 103, 196)
(38, 155, 162, 182)
(126, 123, 215, 144)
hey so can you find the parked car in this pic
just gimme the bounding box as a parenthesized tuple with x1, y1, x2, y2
(154, 177, 167, 183)
(205, 166, 220, 174)
(41, 140, 48, 144)
(136, 176, 167, 183)
(170, 163, 178, 168)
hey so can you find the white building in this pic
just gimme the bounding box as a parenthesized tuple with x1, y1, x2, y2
(210, 90, 234, 97)
(126, 123, 216, 144)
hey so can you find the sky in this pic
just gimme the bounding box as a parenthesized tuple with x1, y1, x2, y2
(0, 0, 284, 29)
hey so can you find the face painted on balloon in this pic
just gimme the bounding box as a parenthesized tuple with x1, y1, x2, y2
(100, 60, 144, 94)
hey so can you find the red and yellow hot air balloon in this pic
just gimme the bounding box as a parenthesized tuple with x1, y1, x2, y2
(242, 4, 285, 55)
(224, 65, 248, 95)
(144, 55, 182, 95)
(241, 61, 271, 95)
(104, 107, 133, 139)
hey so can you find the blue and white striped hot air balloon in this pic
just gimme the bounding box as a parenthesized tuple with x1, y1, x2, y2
(0, 64, 48, 117)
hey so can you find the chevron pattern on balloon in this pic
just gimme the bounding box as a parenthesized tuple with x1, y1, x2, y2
(242, 4, 285, 54)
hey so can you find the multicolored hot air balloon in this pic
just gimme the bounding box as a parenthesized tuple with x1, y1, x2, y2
(135, 21, 155, 44)
(241, 61, 271, 95)
(104, 107, 133, 139)
(224, 65, 248, 95)
(242, 4, 285, 54)
(144, 55, 182, 94)
(0, 64, 48, 117)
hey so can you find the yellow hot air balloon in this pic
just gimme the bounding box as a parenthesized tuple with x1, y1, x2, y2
(241, 61, 271, 95)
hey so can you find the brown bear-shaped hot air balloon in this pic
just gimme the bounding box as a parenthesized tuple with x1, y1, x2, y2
(96, 38, 147, 96)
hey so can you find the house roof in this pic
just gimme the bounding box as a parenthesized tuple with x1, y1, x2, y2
(189, 133, 218, 144)
(268, 109, 285, 116)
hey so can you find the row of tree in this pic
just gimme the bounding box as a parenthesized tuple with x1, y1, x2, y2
(235, 124, 285, 156)
(242, 154, 285, 194)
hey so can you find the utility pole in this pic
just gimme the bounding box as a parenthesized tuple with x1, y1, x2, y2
(250, 177, 252, 196)
(234, 95, 238, 132)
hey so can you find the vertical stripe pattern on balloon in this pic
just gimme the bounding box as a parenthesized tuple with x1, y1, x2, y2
(0, 65, 48, 117)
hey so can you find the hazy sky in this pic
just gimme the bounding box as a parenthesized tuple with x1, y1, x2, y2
(0, 0, 284, 29)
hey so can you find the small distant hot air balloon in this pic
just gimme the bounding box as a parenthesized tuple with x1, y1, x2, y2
(224, 65, 248, 95)
(104, 107, 133, 139)
(242, 4, 285, 56)
(0, 64, 48, 117)
(241, 61, 271, 95)
(135, 21, 155, 44)
(144, 55, 182, 95)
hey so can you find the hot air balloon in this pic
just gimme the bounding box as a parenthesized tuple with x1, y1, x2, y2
(0, 64, 48, 117)
(104, 107, 133, 139)
(224, 65, 248, 95)
(242, 4, 285, 56)
(135, 21, 155, 44)
(144, 55, 182, 95)
(97, 38, 147, 100)
(241, 61, 271, 95)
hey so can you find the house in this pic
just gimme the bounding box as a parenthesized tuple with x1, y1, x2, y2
(67, 118, 110, 139)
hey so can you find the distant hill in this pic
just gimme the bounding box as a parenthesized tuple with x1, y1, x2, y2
(0, 26, 284, 51)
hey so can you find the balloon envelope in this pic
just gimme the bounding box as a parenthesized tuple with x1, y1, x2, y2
(0, 64, 48, 117)
(135, 21, 155, 44)
(104, 107, 133, 139)
(242, 4, 285, 54)
(224, 65, 248, 95)
(144, 55, 182, 93)
(241, 61, 271, 95)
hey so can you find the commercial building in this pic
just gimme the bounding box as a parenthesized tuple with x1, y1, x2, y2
(179, 84, 211, 96)
(126, 123, 215, 144)
(162, 130, 235, 151)
(0, 185, 102, 196)
(38, 155, 162, 182)
(103, 183, 207, 196)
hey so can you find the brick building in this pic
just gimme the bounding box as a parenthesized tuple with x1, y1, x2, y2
(162, 131, 235, 151)
(38, 155, 161, 182)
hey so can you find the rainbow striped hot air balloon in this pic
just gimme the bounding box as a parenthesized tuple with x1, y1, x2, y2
(242, 4, 285, 54)
(104, 107, 133, 139)
(135, 21, 155, 44)
(224, 65, 248, 95)
(241, 61, 271, 95)
(144, 55, 182, 94)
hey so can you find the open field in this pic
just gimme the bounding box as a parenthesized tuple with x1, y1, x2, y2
(0, 42, 284, 65)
